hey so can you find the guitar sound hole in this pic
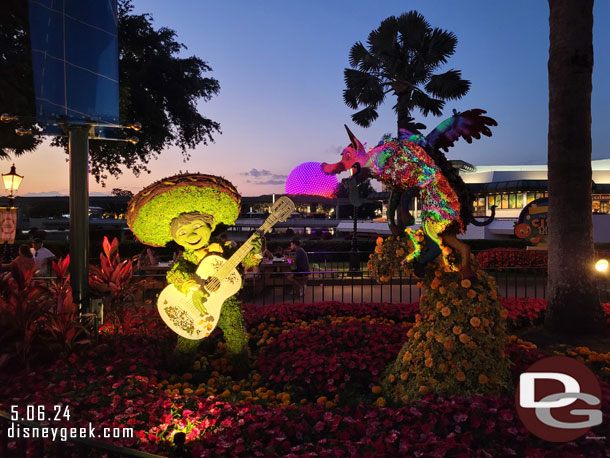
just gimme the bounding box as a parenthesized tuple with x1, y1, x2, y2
(206, 277, 221, 292)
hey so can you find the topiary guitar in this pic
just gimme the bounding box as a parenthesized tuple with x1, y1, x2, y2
(157, 197, 295, 339)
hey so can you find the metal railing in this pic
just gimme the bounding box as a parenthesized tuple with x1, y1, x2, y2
(132, 250, 610, 306)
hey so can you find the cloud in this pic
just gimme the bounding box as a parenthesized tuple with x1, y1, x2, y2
(242, 168, 273, 178)
(256, 179, 285, 185)
(241, 169, 287, 185)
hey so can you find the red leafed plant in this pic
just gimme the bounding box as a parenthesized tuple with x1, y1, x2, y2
(43, 255, 94, 355)
(89, 236, 143, 330)
(0, 267, 52, 369)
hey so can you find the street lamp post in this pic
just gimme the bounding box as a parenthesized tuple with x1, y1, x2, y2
(346, 164, 363, 273)
(1, 164, 24, 262)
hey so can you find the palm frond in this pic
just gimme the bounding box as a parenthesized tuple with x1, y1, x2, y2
(351, 106, 379, 127)
(411, 90, 444, 117)
(343, 69, 385, 106)
(422, 28, 458, 67)
(396, 11, 431, 52)
(425, 70, 470, 100)
(367, 16, 399, 59)
(349, 42, 381, 72)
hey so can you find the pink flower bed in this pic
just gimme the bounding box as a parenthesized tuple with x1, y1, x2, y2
(1, 300, 609, 457)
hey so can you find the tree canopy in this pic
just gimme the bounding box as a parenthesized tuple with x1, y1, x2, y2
(343, 11, 470, 133)
(0, 0, 220, 182)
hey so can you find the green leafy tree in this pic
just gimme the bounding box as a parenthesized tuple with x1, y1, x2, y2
(0, 0, 220, 182)
(343, 10, 470, 134)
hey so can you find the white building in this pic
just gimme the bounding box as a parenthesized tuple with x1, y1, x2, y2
(459, 158, 610, 242)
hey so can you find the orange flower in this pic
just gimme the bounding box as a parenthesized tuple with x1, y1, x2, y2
(456, 371, 466, 382)
(430, 278, 441, 289)
(400, 372, 409, 380)
(419, 385, 429, 394)
(470, 317, 481, 327)
(500, 309, 509, 319)
(439, 286, 446, 294)
(424, 349, 432, 358)
(443, 340, 454, 351)
(459, 333, 470, 344)
(376, 237, 383, 246)
(461, 279, 471, 288)
(442, 246, 452, 256)
(478, 374, 489, 384)
(435, 334, 444, 343)
(414, 332, 421, 340)
(441, 307, 451, 317)
(436, 301, 444, 310)
(425, 358, 434, 368)
(317, 396, 327, 404)
(396, 248, 405, 257)
(371, 385, 382, 394)
(452, 325, 462, 335)
(388, 374, 395, 383)
(438, 363, 448, 373)
(374, 397, 387, 407)
(467, 289, 477, 299)
(375, 246, 383, 254)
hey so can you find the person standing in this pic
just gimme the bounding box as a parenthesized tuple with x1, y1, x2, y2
(30, 238, 56, 277)
(2, 244, 36, 288)
(286, 237, 310, 296)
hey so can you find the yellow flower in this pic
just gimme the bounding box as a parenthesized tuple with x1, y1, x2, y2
(375, 397, 387, 407)
(461, 279, 471, 288)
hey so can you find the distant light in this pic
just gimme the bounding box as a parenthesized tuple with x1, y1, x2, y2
(595, 259, 608, 273)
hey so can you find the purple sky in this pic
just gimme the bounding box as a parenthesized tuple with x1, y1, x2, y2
(12, 0, 610, 197)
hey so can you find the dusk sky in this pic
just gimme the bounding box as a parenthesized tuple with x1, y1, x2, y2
(11, 0, 610, 197)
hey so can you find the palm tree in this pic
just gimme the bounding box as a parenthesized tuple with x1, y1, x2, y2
(545, 0, 606, 335)
(343, 11, 470, 134)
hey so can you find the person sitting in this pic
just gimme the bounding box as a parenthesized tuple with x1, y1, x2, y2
(286, 237, 310, 296)
(1, 244, 36, 288)
(30, 238, 56, 277)
(135, 247, 159, 275)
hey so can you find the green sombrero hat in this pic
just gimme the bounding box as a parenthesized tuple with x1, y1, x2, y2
(126, 174, 241, 247)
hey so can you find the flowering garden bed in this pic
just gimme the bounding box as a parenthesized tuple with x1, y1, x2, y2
(476, 248, 610, 270)
(1, 299, 610, 457)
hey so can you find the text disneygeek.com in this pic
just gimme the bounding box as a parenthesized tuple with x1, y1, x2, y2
(8, 423, 134, 442)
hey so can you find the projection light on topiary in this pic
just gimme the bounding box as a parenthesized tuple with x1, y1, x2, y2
(285, 162, 340, 198)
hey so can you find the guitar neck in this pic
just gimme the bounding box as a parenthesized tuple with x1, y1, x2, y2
(214, 226, 268, 281)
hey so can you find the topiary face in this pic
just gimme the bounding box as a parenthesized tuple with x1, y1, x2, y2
(171, 214, 213, 251)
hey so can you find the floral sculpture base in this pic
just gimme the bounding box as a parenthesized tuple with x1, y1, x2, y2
(381, 263, 511, 401)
